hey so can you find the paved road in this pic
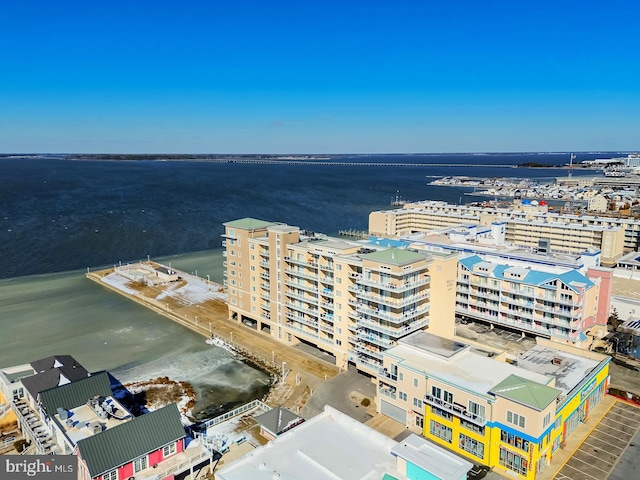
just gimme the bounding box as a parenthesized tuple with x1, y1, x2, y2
(302, 366, 376, 421)
(555, 400, 640, 480)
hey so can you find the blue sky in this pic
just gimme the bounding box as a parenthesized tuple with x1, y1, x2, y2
(1, 0, 639, 153)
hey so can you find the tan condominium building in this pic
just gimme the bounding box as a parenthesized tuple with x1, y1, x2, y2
(369, 200, 634, 265)
(222, 218, 458, 375)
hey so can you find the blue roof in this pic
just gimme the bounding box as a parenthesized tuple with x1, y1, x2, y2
(459, 255, 594, 292)
(367, 237, 411, 248)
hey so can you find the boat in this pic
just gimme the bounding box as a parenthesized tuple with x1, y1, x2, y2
(604, 170, 626, 177)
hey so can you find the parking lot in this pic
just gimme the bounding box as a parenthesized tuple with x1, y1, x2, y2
(555, 400, 640, 480)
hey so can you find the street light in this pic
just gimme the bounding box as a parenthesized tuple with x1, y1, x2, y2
(195, 316, 198, 326)
(272, 351, 275, 363)
(209, 322, 212, 334)
(147, 254, 150, 263)
(206, 274, 210, 282)
(230, 331, 233, 343)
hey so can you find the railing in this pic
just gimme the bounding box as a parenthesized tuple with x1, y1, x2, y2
(286, 323, 334, 345)
(138, 445, 213, 480)
(285, 302, 318, 316)
(358, 276, 430, 292)
(378, 369, 398, 382)
(357, 304, 430, 323)
(284, 268, 319, 281)
(357, 318, 429, 337)
(379, 388, 397, 400)
(357, 332, 394, 349)
(199, 400, 271, 430)
(423, 394, 486, 426)
(285, 290, 318, 305)
(356, 290, 430, 307)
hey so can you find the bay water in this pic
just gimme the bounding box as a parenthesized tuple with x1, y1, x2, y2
(0, 153, 604, 418)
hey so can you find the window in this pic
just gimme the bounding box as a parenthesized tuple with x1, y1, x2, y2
(431, 386, 441, 399)
(133, 456, 148, 473)
(507, 411, 526, 429)
(415, 415, 424, 429)
(499, 447, 528, 476)
(413, 397, 423, 409)
(461, 419, 484, 435)
(459, 433, 485, 459)
(413, 378, 419, 388)
(399, 391, 408, 401)
(103, 470, 117, 480)
(398, 372, 404, 381)
(431, 406, 452, 421)
(468, 401, 485, 421)
(336, 340, 342, 346)
(543, 412, 552, 428)
(429, 420, 452, 443)
(443, 390, 453, 404)
(163, 443, 176, 457)
(500, 431, 530, 452)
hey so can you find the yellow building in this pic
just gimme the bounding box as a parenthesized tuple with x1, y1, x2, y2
(369, 200, 630, 265)
(377, 331, 610, 480)
(222, 218, 458, 375)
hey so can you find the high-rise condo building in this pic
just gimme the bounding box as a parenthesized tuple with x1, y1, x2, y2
(222, 218, 458, 375)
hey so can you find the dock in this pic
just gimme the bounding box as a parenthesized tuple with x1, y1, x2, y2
(338, 229, 369, 240)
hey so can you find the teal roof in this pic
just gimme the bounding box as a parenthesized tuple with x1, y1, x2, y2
(459, 255, 594, 292)
(361, 248, 427, 266)
(76, 403, 186, 477)
(39, 371, 113, 415)
(223, 218, 275, 230)
(491, 375, 560, 411)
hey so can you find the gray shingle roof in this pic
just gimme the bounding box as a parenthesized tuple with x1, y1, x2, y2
(22, 361, 90, 400)
(254, 407, 303, 436)
(76, 403, 186, 477)
(39, 371, 113, 415)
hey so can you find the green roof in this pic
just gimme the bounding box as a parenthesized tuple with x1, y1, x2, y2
(76, 403, 186, 477)
(361, 248, 426, 266)
(39, 371, 113, 415)
(223, 218, 275, 230)
(491, 374, 560, 411)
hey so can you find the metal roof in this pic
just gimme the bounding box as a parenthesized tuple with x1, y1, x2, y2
(223, 218, 275, 230)
(361, 247, 427, 266)
(76, 403, 186, 477)
(39, 371, 113, 415)
(491, 374, 561, 411)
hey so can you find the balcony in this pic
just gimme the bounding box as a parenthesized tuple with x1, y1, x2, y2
(378, 369, 398, 383)
(285, 303, 318, 317)
(221, 240, 227, 247)
(357, 331, 394, 349)
(348, 272, 362, 279)
(286, 322, 334, 345)
(260, 282, 270, 291)
(357, 317, 429, 337)
(320, 276, 334, 285)
(353, 355, 383, 373)
(260, 260, 270, 268)
(379, 387, 397, 400)
(260, 272, 270, 280)
(423, 394, 486, 426)
(357, 304, 430, 323)
(284, 268, 318, 282)
(356, 290, 430, 308)
(354, 344, 384, 360)
(318, 264, 333, 272)
(285, 290, 318, 305)
(359, 276, 431, 292)
(285, 280, 318, 294)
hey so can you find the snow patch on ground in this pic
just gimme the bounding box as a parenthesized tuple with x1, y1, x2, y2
(156, 274, 227, 304)
(102, 272, 138, 294)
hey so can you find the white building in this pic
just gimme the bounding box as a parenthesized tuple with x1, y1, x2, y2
(215, 405, 473, 480)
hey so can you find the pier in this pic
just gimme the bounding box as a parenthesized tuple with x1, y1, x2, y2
(338, 229, 369, 239)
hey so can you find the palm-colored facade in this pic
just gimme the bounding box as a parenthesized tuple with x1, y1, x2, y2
(377, 331, 610, 479)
